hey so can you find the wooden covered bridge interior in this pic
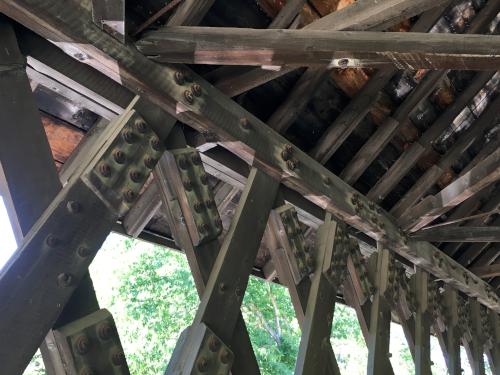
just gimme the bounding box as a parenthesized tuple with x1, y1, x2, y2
(0, 0, 500, 374)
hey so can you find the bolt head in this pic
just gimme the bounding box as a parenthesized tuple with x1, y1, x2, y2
(191, 83, 202, 97)
(57, 273, 73, 287)
(208, 336, 221, 352)
(99, 163, 111, 178)
(67, 201, 82, 214)
(197, 356, 209, 372)
(129, 170, 142, 183)
(46, 234, 60, 248)
(113, 150, 126, 164)
(286, 159, 297, 171)
(122, 129, 136, 144)
(174, 71, 185, 85)
(77, 246, 91, 258)
(184, 89, 194, 104)
(124, 190, 136, 203)
(75, 335, 90, 355)
(219, 348, 232, 364)
(150, 137, 161, 151)
(194, 201, 204, 213)
(111, 350, 126, 366)
(239, 117, 251, 130)
(144, 156, 156, 169)
(134, 118, 148, 133)
(97, 322, 113, 340)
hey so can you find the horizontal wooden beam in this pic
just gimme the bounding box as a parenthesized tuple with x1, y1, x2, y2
(212, 0, 453, 96)
(470, 263, 500, 279)
(138, 28, 500, 70)
(4, 0, 499, 313)
(412, 227, 500, 243)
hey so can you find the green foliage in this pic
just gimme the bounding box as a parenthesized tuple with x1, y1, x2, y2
(23, 234, 478, 375)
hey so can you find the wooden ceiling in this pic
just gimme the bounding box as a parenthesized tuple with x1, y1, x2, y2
(11, 0, 500, 291)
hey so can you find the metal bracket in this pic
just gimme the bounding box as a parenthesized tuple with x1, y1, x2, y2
(91, 0, 126, 42)
(270, 205, 315, 284)
(163, 148, 223, 246)
(53, 309, 130, 375)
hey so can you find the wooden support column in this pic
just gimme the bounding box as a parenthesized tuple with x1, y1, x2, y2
(165, 168, 279, 374)
(267, 205, 340, 375)
(367, 245, 393, 375)
(464, 299, 486, 375)
(441, 287, 461, 375)
(0, 100, 167, 375)
(486, 311, 500, 372)
(414, 268, 431, 375)
(155, 135, 261, 375)
(294, 215, 341, 374)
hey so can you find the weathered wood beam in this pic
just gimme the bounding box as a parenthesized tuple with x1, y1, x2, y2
(412, 227, 500, 243)
(268, 0, 307, 29)
(5, 0, 499, 313)
(155, 145, 261, 375)
(367, 246, 393, 375)
(164, 0, 215, 27)
(402, 148, 500, 231)
(340, 70, 447, 184)
(464, 299, 487, 375)
(469, 263, 500, 279)
(390, 95, 500, 218)
(165, 168, 278, 374)
(211, 0, 452, 96)
(308, 6, 448, 163)
(367, 71, 494, 202)
(414, 269, 432, 375)
(137, 28, 500, 70)
(294, 215, 341, 375)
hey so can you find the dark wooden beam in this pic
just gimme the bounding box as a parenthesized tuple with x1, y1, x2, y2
(390, 94, 500, 218)
(268, 0, 307, 29)
(339, 70, 447, 184)
(211, 0, 451, 96)
(164, 0, 215, 27)
(367, 71, 494, 202)
(402, 147, 500, 231)
(5, 0, 499, 312)
(305, 5, 447, 159)
(412, 227, 500, 243)
(469, 263, 500, 279)
(137, 28, 500, 70)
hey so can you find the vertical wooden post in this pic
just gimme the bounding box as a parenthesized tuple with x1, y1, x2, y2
(165, 167, 279, 374)
(294, 215, 341, 374)
(367, 245, 393, 375)
(414, 268, 431, 375)
(466, 299, 486, 375)
(442, 287, 462, 375)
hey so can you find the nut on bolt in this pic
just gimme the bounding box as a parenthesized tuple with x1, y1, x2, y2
(124, 190, 136, 203)
(240, 117, 251, 130)
(130, 170, 142, 183)
(134, 118, 148, 133)
(184, 89, 194, 104)
(174, 71, 185, 85)
(75, 335, 90, 355)
(57, 273, 73, 287)
(286, 159, 297, 171)
(208, 336, 221, 352)
(191, 153, 202, 165)
(191, 83, 202, 97)
(113, 150, 126, 164)
(99, 163, 111, 177)
(111, 350, 126, 366)
(97, 322, 113, 340)
(197, 356, 209, 372)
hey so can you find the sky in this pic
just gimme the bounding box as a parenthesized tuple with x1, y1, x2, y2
(0, 196, 18, 270)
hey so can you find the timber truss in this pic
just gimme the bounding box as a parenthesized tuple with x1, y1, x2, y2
(0, 0, 499, 374)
